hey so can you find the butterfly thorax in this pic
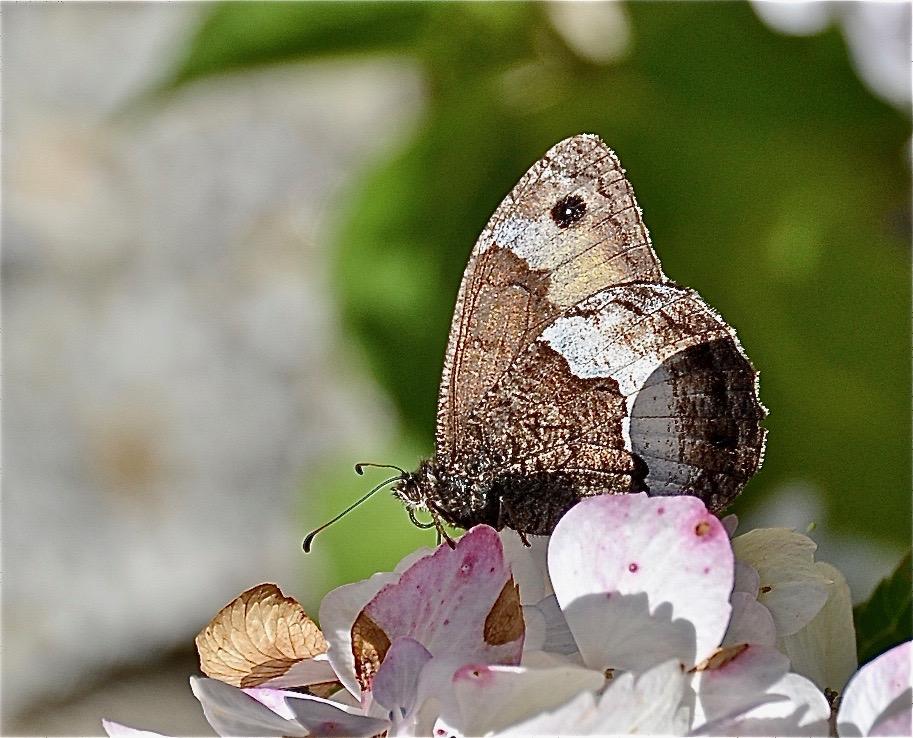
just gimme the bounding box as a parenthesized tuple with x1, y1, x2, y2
(394, 458, 501, 530)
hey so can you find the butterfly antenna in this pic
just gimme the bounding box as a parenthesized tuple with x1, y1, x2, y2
(354, 462, 407, 476)
(303, 475, 400, 553)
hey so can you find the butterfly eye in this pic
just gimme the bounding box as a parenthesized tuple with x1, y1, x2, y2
(550, 194, 587, 229)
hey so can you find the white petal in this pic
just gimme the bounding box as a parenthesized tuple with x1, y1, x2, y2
(521, 604, 546, 652)
(190, 676, 308, 736)
(723, 592, 777, 647)
(693, 645, 791, 726)
(258, 653, 339, 690)
(733, 561, 761, 597)
(837, 641, 912, 737)
(778, 561, 857, 693)
(495, 659, 688, 735)
(732, 528, 830, 636)
(550, 494, 733, 672)
(493, 690, 598, 735)
(692, 645, 830, 735)
(520, 649, 583, 669)
(448, 661, 604, 735)
(372, 637, 433, 720)
(319, 570, 401, 698)
(500, 529, 552, 604)
(715, 672, 830, 735)
(523, 594, 578, 656)
(102, 720, 168, 738)
(588, 659, 689, 734)
(282, 693, 390, 737)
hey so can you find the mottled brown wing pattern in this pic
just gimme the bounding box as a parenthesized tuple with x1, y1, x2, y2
(436, 134, 663, 463)
(449, 282, 764, 532)
(453, 339, 637, 533)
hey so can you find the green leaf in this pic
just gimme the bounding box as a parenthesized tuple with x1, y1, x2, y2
(854, 552, 912, 666)
(162, 2, 434, 89)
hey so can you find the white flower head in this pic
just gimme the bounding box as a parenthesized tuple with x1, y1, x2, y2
(103, 493, 907, 737)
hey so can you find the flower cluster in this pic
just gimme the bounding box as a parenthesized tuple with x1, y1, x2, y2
(105, 494, 911, 736)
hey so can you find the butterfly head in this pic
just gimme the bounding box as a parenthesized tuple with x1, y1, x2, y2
(392, 460, 437, 510)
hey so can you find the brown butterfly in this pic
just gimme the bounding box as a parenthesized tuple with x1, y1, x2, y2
(393, 133, 766, 538)
(305, 134, 766, 550)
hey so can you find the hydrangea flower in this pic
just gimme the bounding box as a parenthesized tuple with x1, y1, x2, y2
(104, 494, 911, 737)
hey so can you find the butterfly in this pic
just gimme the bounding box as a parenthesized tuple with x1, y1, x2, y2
(303, 134, 767, 552)
(388, 134, 767, 538)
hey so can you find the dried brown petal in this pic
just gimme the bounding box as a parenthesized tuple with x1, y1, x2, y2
(692, 643, 750, 672)
(483, 578, 525, 646)
(195, 583, 327, 688)
(351, 611, 391, 692)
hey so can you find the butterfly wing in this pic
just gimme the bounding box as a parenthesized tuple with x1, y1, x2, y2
(436, 134, 663, 462)
(433, 134, 765, 533)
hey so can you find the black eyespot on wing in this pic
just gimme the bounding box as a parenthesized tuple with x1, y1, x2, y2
(550, 194, 587, 229)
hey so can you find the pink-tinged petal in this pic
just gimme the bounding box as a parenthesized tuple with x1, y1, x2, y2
(320, 570, 402, 698)
(837, 641, 912, 737)
(692, 644, 829, 734)
(723, 592, 777, 647)
(242, 686, 391, 736)
(693, 644, 788, 722)
(372, 637, 433, 721)
(242, 687, 299, 719)
(779, 561, 857, 693)
(870, 708, 912, 737)
(282, 694, 390, 737)
(500, 529, 552, 604)
(693, 645, 789, 722)
(102, 720, 168, 737)
(549, 494, 733, 672)
(354, 526, 524, 692)
(721, 514, 739, 538)
(734, 561, 761, 597)
(447, 661, 604, 735)
(493, 659, 688, 735)
(732, 528, 830, 637)
(315, 543, 437, 700)
(190, 676, 308, 736)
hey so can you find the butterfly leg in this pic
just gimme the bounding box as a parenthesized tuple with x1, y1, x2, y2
(498, 496, 531, 547)
(427, 503, 457, 549)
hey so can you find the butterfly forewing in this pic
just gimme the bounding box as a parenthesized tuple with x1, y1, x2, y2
(436, 134, 664, 462)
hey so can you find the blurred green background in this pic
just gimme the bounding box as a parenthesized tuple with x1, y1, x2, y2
(158, 1, 911, 604)
(4, 2, 910, 734)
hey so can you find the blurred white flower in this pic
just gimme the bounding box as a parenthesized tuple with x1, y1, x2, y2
(752, 1, 910, 108)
